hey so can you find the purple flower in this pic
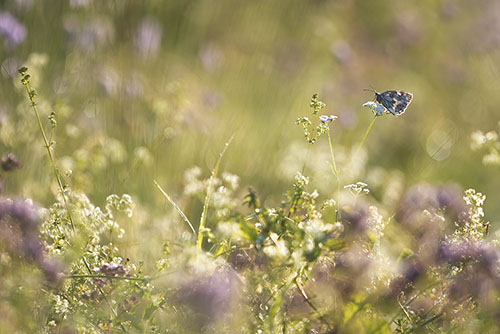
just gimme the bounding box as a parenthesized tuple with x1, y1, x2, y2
(341, 202, 369, 236)
(389, 259, 426, 297)
(438, 240, 499, 274)
(330, 40, 351, 63)
(0, 198, 62, 283)
(63, 16, 114, 51)
(0, 198, 38, 230)
(0, 11, 27, 49)
(93, 262, 128, 276)
(199, 43, 224, 72)
(1, 153, 23, 171)
(134, 18, 162, 58)
(333, 244, 372, 299)
(440, 241, 500, 309)
(175, 267, 240, 324)
(395, 184, 468, 235)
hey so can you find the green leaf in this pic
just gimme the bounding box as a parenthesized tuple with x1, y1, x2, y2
(239, 220, 259, 242)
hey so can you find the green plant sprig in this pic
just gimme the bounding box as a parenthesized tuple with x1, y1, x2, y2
(19, 66, 75, 230)
(20, 67, 131, 331)
(294, 93, 339, 217)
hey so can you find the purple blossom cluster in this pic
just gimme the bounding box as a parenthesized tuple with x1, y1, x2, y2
(1, 153, 23, 172)
(134, 18, 162, 58)
(0, 11, 26, 50)
(395, 183, 468, 244)
(93, 262, 128, 276)
(175, 266, 240, 326)
(0, 198, 61, 283)
(91, 262, 131, 288)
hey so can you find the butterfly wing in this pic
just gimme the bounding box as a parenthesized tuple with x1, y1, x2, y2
(375, 90, 413, 116)
(375, 91, 397, 115)
(391, 91, 413, 116)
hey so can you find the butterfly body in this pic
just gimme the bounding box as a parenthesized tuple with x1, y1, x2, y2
(374, 90, 413, 116)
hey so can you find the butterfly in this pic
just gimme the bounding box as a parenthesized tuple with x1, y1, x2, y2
(367, 89, 413, 116)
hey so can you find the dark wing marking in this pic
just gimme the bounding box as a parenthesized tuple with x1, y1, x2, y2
(391, 91, 413, 116)
(375, 91, 397, 115)
(375, 90, 413, 116)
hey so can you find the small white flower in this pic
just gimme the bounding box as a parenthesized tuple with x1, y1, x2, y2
(363, 101, 386, 116)
(470, 131, 487, 151)
(319, 115, 338, 123)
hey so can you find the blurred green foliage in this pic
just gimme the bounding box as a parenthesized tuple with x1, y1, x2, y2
(2, 0, 500, 217)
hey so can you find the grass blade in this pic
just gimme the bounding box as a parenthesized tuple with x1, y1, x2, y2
(154, 180, 196, 235)
(197, 134, 235, 250)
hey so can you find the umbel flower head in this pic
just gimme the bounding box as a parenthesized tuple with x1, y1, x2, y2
(363, 101, 386, 116)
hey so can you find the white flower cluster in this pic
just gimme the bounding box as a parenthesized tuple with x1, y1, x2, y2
(451, 189, 488, 242)
(363, 101, 386, 116)
(367, 206, 386, 240)
(344, 181, 370, 197)
(470, 125, 500, 166)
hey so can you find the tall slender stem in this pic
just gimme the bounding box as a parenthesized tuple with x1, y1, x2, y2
(21, 75, 75, 231)
(327, 128, 341, 220)
(301, 143, 311, 174)
(357, 114, 377, 155)
(327, 129, 340, 189)
(197, 135, 234, 250)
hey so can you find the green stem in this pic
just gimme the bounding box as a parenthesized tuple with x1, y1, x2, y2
(294, 266, 334, 330)
(327, 128, 339, 179)
(197, 135, 234, 250)
(356, 114, 377, 155)
(301, 143, 311, 175)
(64, 274, 149, 281)
(22, 81, 75, 231)
(327, 128, 341, 219)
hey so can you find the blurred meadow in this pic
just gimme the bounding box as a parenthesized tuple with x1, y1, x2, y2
(2, 0, 500, 332)
(2, 0, 500, 215)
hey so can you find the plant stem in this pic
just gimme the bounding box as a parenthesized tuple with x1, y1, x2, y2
(327, 128, 341, 219)
(356, 114, 377, 155)
(197, 134, 234, 250)
(22, 80, 75, 231)
(21, 70, 126, 331)
(64, 274, 149, 281)
(294, 266, 334, 331)
(301, 143, 311, 174)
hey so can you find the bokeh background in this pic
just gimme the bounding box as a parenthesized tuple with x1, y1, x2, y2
(1, 0, 500, 225)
